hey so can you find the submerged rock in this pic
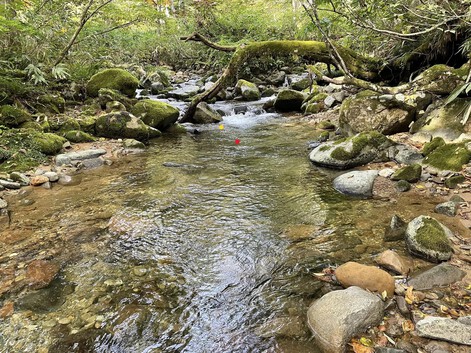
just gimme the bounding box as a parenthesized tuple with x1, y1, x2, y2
(408, 263, 466, 290)
(56, 149, 107, 166)
(335, 261, 395, 297)
(25, 259, 60, 289)
(307, 286, 384, 353)
(405, 216, 453, 262)
(416, 316, 471, 345)
(309, 131, 393, 169)
(333, 170, 378, 197)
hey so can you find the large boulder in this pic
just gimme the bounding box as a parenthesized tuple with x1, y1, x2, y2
(235, 79, 261, 101)
(334, 261, 395, 298)
(411, 63, 468, 95)
(416, 316, 471, 345)
(411, 99, 471, 141)
(95, 112, 161, 141)
(339, 90, 431, 135)
(333, 170, 378, 198)
(309, 131, 393, 169)
(35, 94, 65, 114)
(307, 286, 384, 353)
(405, 216, 453, 262)
(274, 89, 306, 112)
(192, 102, 222, 124)
(408, 263, 466, 290)
(131, 100, 179, 131)
(86, 69, 139, 98)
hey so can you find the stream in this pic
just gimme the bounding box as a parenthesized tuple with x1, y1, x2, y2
(0, 98, 442, 353)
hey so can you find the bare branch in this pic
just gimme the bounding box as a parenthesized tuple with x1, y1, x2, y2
(180, 32, 237, 52)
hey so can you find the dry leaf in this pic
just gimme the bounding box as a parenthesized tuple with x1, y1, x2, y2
(402, 320, 415, 332)
(351, 340, 374, 353)
(405, 286, 415, 304)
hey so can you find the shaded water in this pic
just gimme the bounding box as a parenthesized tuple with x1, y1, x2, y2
(0, 107, 445, 353)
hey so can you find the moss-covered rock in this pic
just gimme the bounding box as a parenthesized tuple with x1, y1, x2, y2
(424, 143, 471, 171)
(274, 89, 306, 112)
(77, 115, 97, 134)
(309, 131, 393, 169)
(20, 121, 43, 131)
(317, 121, 336, 131)
(105, 101, 126, 113)
(304, 103, 324, 114)
(339, 91, 431, 135)
(445, 175, 465, 189)
(190, 102, 222, 124)
(0, 128, 65, 172)
(235, 79, 261, 101)
(405, 216, 453, 262)
(0, 77, 28, 104)
(290, 77, 311, 91)
(98, 88, 135, 110)
(411, 99, 470, 141)
(391, 164, 422, 182)
(95, 111, 161, 141)
(56, 118, 81, 135)
(396, 180, 411, 192)
(166, 123, 187, 134)
(413, 64, 467, 95)
(422, 137, 446, 156)
(64, 130, 96, 143)
(35, 94, 65, 114)
(86, 69, 139, 98)
(0, 105, 32, 127)
(131, 100, 179, 130)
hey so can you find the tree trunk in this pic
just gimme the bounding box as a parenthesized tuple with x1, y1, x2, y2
(179, 39, 385, 123)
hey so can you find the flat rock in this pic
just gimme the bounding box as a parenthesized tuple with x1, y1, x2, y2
(30, 175, 49, 186)
(416, 316, 471, 345)
(333, 170, 379, 197)
(9, 172, 30, 185)
(434, 201, 457, 217)
(254, 316, 309, 338)
(408, 263, 466, 290)
(335, 261, 395, 297)
(307, 286, 384, 353)
(79, 158, 104, 169)
(376, 250, 414, 275)
(0, 179, 21, 189)
(56, 149, 107, 166)
(26, 259, 60, 289)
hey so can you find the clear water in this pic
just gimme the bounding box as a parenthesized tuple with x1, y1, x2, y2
(0, 107, 441, 353)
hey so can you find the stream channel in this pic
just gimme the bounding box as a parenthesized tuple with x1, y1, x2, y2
(0, 95, 441, 353)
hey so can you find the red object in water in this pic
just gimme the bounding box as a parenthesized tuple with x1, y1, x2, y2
(235, 139, 241, 145)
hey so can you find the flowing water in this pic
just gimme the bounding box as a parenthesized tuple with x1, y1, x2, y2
(0, 102, 444, 353)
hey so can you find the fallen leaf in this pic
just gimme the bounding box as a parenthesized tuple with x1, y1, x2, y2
(351, 340, 374, 353)
(359, 337, 374, 347)
(402, 320, 415, 332)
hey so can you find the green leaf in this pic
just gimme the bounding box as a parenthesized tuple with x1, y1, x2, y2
(445, 83, 469, 106)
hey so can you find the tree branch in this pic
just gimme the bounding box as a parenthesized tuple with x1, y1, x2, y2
(73, 18, 139, 45)
(180, 32, 237, 52)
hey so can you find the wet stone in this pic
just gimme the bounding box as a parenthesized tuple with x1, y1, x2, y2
(384, 215, 407, 242)
(254, 316, 309, 338)
(0, 301, 14, 319)
(25, 259, 60, 289)
(17, 279, 72, 313)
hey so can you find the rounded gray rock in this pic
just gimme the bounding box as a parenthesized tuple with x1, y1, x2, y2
(333, 170, 379, 197)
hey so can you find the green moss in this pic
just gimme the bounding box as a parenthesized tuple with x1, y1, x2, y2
(77, 115, 97, 134)
(95, 111, 161, 141)
(291, 78, 311, 91)
(424, 143, 471, 171)
(319, 131, 330, 141)
(445, 175, 465, 189)
(304, 102, 323, 114)
(166, 123, 187, 134)
(86, 69, 139, 98)
(317, 121, 336, 130)
(0, 105, 32, 127)
(391, 164, 422, 182)
(396, 180, 411, 192)
(416, 218, 452, 254)
(0, 77, 28, 104)
(422, 137, 445, 156)
(20, 121, 43, 131)
(330, 131, 390, 161)
(130, 100, 179, 131)
(64, 130, 96, 143)
(31, 132, 66, 155)
(235, 79, 261, 101)
(106, 101, 126, 112)
(36, 94, 65, 114)
(57, 118, 81, 135)
(98, 88, 135, 110)
(309, 93, 328, 103)
(274, 89, 306, 112)
(318, 145, 330, 152)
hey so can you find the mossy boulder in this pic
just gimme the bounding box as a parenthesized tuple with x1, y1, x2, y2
(56, 118, 81, 135)
(290, 77, 311, 91)
(131, 100, 179, 130)
(35, 94, 65, 114)
(309, 131, 393, 169)
(235, 79, 261, 101)
(0, 77, 28, 104)
(422, 137, 446, 156)
(412, 64, 467, 95)
(86, 69, 139, 98)
(339, 91, 431, 135)
(445, 175, 465, 189)
(423, 143, 471, 171)
(98, 88, 135, 110)
(166, 123, 187, 134)
(391, 164, 422, 182)
(105, 101, 126, 113)
(64, 130, 96, 143)
(405, 216, 453, 262)
(77, 115, 97, 134)
(20, 121, 43, 131)
(274, 89, 307, 112)
(411, 99, 471, 141)
(190, 102, 222, 124)
(0, 105, 32, 127)
(95, 111, 161, 141)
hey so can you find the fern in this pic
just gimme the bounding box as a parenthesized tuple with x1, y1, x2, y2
(25, 64, 47, 85)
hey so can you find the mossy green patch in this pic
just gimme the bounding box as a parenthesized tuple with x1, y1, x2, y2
(0, 77, 28, 104)
(0, 105, 32, 127)
(77, 115, 97, 134)
(98, 88, 135, 110)
(422, 137, 445, 156)
(330, 131, 390, 161)
(86, 69, 139, 98)
(36, 94, 65, 114)
(291, 78, 311, 91)
(424, 143, 471, 171)
(391, 164, 422, 182)
(445, 175, 465, 189)
(415, 218, 452, 254)
(20, 121, 43, 131)
(56, 118, 81, 135)
(317, 121, 336, 131)
(131, 100, 179, 131)
(235, 79, 261, 101)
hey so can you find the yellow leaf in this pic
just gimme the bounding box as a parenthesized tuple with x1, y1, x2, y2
(351, 341, 374, 353)
(359, 337, 374, 347)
